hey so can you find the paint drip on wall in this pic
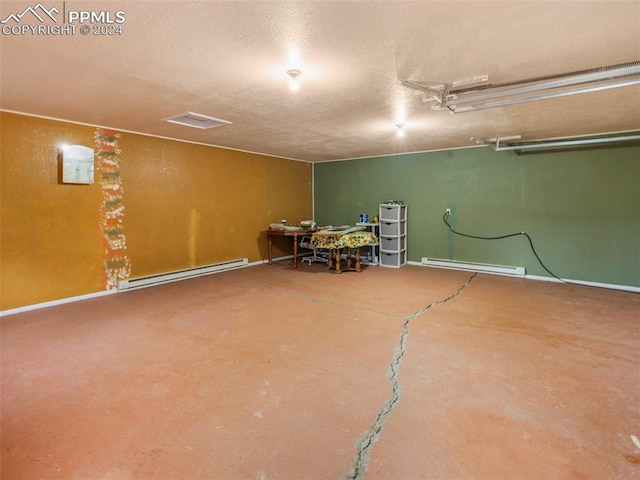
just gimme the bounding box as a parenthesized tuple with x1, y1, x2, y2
(188, 208, 201, 268)
(95, 128, 132, 289)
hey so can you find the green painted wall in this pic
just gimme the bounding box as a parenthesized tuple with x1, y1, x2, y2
(314, 145, 640, 287)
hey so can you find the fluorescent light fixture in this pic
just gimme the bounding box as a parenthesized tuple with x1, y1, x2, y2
(448, 77, 640, 113)
(474, 133, 640, 152)
(404, 62, 640, 113)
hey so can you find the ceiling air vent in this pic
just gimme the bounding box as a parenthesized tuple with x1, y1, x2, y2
(163, 111, 232, 129)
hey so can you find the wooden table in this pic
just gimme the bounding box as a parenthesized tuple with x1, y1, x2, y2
(311, 229, 378, 274)
(327, 247, 362, 273)
(267, 229, 315, 268)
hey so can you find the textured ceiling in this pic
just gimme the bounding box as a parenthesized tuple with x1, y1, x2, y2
(1, 1, 639, 162)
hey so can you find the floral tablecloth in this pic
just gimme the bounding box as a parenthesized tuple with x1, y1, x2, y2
(311, 230, 378, 249)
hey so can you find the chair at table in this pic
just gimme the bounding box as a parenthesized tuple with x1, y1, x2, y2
(299, 236, 328, 265)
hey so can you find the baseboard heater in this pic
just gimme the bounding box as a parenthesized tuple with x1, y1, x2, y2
(421, 257, 525, 277)
(118, 258, 248, 291)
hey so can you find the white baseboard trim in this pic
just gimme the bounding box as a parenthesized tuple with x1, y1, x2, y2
(524, 274, 640, 293)
(411, 260, 638, 293)
(0, 289, 118, 317)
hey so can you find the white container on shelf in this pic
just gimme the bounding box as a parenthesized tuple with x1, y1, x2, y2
(379, 250, 407, 267)
(379, 204, 407, 222)
(380, 221, 407, 236)
(380, 235, 406, 251)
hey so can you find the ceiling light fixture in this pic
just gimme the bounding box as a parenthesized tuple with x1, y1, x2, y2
(287, 69, 301, 91)
(395, 123, 406, 138)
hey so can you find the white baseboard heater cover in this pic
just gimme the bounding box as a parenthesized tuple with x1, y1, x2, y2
(118, 258, 248, 291)
(421, 258, 525, 277)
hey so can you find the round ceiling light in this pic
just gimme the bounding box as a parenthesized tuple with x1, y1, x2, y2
(287, 69, 301, 91)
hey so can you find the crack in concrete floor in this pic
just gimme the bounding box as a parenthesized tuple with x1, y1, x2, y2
(341, 273, 477, 480)
(226, 271, 478, 478)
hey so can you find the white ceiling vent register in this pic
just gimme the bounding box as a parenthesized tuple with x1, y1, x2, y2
(163, 111, 232, 129)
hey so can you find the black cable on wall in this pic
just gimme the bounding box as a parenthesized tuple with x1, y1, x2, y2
(442, 211, 565, 282)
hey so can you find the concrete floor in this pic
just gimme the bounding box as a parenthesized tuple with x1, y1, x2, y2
(1, 263, 639, 479)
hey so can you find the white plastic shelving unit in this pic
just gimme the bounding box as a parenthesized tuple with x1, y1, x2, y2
(378, 204, 407, 268)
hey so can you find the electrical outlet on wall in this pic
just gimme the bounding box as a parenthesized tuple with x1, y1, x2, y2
(445, 208, 451, 215)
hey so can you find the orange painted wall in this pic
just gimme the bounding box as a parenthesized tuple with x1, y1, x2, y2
(0, 112, 312, 310)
